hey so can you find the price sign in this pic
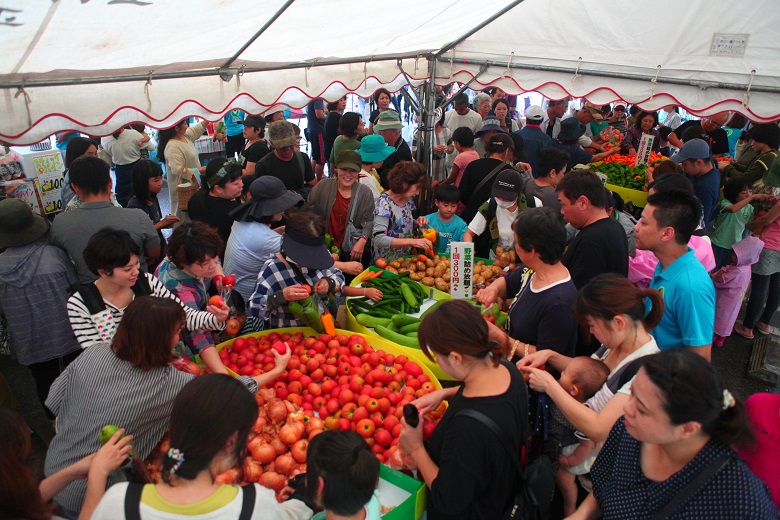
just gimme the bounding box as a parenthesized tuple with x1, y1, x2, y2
(450, 242, 474, 299)
(635, 134, 655, 167)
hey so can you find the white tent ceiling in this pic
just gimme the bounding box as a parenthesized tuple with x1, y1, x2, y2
(1, 0, 778, 145)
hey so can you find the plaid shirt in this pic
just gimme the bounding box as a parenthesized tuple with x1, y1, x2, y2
(248, 256, 344, 329)
(155, 258, 219, 355)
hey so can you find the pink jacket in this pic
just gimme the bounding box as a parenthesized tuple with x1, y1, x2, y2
(629, 235, 716, 288)
(711, 236, 764, 337)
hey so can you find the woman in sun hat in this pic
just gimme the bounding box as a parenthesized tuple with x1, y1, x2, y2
(0, 198, 82, 416)
(473, 112, 507, 158)
(247, 211, 345, 329)
(357, 134, 395, 200)
(223, 176, 303, 303)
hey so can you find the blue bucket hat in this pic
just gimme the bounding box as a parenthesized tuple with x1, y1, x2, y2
(359, 134, 395, 163)
(475, 112, 506, 136)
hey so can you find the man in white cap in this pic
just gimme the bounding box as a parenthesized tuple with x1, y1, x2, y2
(517, 105, 554, 176)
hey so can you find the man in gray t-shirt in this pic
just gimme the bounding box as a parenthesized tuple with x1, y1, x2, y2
(51, 156, 160, 283)
(524, 147, 569, 211)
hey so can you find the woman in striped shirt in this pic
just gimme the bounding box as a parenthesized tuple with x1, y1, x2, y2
(67, 228, 229, 374)
(45, 297, 290, 518)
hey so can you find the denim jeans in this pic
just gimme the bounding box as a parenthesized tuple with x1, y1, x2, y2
(743, 272, 780, 328)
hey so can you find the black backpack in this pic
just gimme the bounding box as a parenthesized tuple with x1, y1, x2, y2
(76, 275, 152, 314)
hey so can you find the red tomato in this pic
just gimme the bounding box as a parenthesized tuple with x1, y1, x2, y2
(209, 295, 224, 306)
(222, 274, 236, 287)
(356, 418, 376, 438)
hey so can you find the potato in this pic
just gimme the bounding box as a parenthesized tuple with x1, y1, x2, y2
(422, 276, 435, 286)
(435, 279, 450, 291)
(443, 272, 451, 282)
(474, 275, 485, 285)
(390, 260, 401, 269)
(387, 266, 398, 274)
(411, 271, 424, 281)
(426, 267, 435, 276)
(434, 266, 445, 277)
(401, 258, 412, 268)
(398, 268, 409, 274)
(492, 265, 502, 275)
(416, 261, 427, 271)
(408, 263, 417, 272)
(426, 259, 434, 268)
(476, 260, 486, 266)
(496, 246, 505, 255)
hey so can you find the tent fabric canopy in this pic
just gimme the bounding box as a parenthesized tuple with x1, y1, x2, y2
(1, 0, 778, 144)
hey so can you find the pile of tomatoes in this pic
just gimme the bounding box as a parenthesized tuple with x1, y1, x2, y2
(211, 331, 445, 488)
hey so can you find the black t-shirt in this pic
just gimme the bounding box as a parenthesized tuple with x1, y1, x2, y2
(504, 268, 579, 357)
(458, 158, 506, 224)
(306, 99, 326, 134)
(239, 140, 270, 168)
(562, 217, 628, 289)
(255, 151, 315, 191)
(187, 190, 242, 243)
(376, 137, 413, 190)
(323, 112, 341, 163)
(674, 120, 729, 155)
(426, 360, 528, 520)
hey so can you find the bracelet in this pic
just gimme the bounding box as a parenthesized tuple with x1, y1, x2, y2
(363, 288, 367, 296)
(524, 342, 530, 358)
(509, 339, 520, 360)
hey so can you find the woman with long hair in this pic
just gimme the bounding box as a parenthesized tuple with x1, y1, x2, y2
(91, 374, 312, 519)
(569, 350, 776, 519)
(399, 300, 528, 519)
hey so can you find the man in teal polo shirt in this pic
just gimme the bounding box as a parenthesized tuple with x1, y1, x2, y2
(634, 190, 715, 361)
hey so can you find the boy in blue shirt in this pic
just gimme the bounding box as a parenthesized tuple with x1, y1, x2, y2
(425, 184, 468, 254)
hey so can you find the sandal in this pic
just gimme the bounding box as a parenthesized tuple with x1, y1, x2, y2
(733, 324, 755, 340)
(756, 322, 773, 335)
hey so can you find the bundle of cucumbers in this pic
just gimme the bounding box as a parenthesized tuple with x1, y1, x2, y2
(347, 272, 432, 349)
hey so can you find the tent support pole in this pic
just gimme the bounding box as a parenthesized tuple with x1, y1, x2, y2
(433, 0, 525, 58)
(222, 0, 296, 69)
(434, 57, 780, 94)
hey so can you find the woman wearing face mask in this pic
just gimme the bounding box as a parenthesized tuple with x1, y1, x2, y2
(463, 169, 526, 260)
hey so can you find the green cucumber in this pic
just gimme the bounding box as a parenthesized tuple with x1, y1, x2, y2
(355, 313, 392, 328)
(399, 321, 421, 334)
(374, 325, 421, 349)
(391, 314, 420, 327)
(400, 283, 418, 307)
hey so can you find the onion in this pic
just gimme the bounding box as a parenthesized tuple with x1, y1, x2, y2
(284, 400, 297, 413)
(243, 458, 262, 483)
(270, 437, 288, 456)
(267, 399, 288, 423)
(279, 423, 303, 445)
(253, 415, 268, 432)
(259, 388, 276, 401)
(291, 439, 308, 464)
(275, 453, 294, 475)
(259, 471, 287, 492)
(250, 442, 276, 465)
(247, 436, 263, 453)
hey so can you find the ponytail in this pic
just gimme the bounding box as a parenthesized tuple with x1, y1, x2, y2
(639, 287, 664, 332)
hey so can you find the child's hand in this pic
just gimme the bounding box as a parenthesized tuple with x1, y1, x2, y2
(282, 284, 310, 302)
(90, 430, 134, 480)
(365, 288, 383, 302)
(415, 216, 429, 227)
(755, 194, 776, 201)
(313, 278, 330, 295)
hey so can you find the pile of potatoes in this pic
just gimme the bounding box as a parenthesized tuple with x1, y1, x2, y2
(384, 256, 451, 292)
(380, 252, 514, 292)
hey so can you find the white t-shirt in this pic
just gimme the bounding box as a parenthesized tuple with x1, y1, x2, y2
(467, 203, 518, 259)
(585, 337, 660, 412)
(91, 482, 312, 520)
(359, 168, 382, 201)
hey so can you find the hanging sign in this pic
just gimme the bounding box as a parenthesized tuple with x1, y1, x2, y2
(450, 242, 474, 299)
